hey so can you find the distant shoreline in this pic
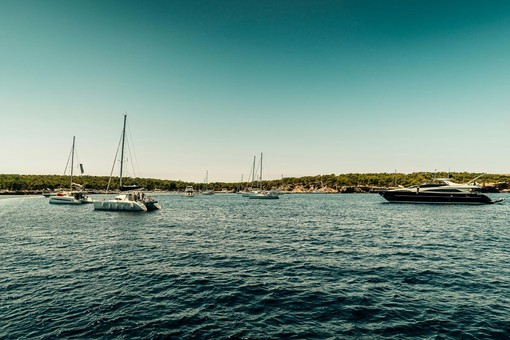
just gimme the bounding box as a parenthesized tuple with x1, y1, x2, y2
(1, 173, 509, 194)
(2, 186, 506, 196)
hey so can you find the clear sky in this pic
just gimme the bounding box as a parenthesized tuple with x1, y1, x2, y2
(2, 0, 510, 182)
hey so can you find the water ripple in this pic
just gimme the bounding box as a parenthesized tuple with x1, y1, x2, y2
(1, 193, 509, 338)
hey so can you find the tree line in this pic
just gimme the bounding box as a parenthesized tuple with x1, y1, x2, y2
(1, 172, 509, 192)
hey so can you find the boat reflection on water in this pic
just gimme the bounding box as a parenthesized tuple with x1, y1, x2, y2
(380, 176, 503, 205)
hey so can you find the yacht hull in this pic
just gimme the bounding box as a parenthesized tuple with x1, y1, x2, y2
(380, 191, 495, 204)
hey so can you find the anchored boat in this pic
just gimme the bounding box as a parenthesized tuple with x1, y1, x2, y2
(49, 136, 93, 205)
(248, 152, 280, 200)
(93, 115, 161, 212)
(379, 175, 502, 205)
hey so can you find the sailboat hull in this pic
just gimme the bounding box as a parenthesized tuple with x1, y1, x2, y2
(144, 201, 161, 211)
(94, 115, 162, 212)
(93, 200, 147, 211)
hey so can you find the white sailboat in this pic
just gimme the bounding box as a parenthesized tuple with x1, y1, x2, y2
(242, 155, 259, 197)
(236, 174, 244, 194)
(49, 136, 93, 205)
(249, 152, 279, 200)
(93, 115, 161, 212)
(202, 170, 214, 195)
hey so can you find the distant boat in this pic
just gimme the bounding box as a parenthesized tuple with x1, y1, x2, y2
(249, 191, 279, 199)
(184, 185, 195, 197)
(242, 155, 258, 197)
(236, 174, 245, 194)
(50, 190, 93, 205)
(202, 170, 214, 195)
(379, 175, 503, 204)
(249, 152, 279, 200)
(43, 191, 58, 198)
(49, 136, 93, 205)
(93, 115, 161, 212)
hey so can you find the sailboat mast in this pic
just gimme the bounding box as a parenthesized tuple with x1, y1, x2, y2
(259, 152, 263, 189)
(120, 114, 127, 188)
(70, 136, 75, 189)
(251, 155, 256, 187)
(239, 174, 243, 191)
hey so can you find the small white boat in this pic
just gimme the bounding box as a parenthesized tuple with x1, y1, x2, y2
(49, 136, 93, 205)
(43, 191, 58, 198)
(49, 191, 93, 205)
(49, 192, 82, 205)
(184, 186, 195, 197)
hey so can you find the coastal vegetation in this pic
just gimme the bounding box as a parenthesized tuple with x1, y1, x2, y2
(1, 172, 510, 193)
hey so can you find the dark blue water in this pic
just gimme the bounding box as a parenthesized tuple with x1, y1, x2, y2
(1, 193, 509, 338)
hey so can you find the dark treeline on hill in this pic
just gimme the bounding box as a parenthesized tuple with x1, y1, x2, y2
(0, 174, 184, 192)
(1, 172, 510, 193)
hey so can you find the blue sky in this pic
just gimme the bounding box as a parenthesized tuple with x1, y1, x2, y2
(2, 0, 510, 182)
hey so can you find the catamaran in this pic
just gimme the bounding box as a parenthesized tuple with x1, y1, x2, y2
(93, 115, 161, 212)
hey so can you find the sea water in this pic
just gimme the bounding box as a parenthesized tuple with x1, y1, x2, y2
(1, 193, 509, 338)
